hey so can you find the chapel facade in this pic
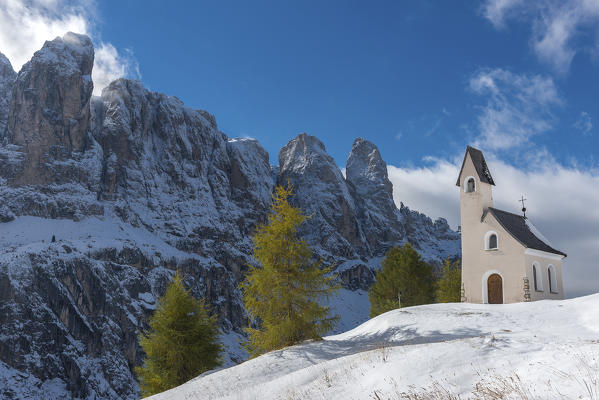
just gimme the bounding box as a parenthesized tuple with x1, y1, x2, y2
(457, 146, 566, 304)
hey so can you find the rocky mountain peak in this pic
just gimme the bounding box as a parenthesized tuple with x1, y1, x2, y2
(278, 133, 365, 260)
(278, 132, 351, 201)
(0, 51, 14, 79)
(346, 137, 393, 200)
(7, 32, 94, 185)
(34, 32, 94, 76)
(278, 132, 330, 174)
(344, 138, 405, 256)
(0, 51, 16, 137)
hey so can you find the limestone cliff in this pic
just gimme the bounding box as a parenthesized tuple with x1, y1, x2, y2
(0, 34, 459, 399)
(7, 33, 95, 185)
(0, 52, 15, 137)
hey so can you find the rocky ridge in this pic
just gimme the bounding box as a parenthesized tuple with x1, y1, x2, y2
(0, 33, 459, 399)
(0, 52, 15, 137)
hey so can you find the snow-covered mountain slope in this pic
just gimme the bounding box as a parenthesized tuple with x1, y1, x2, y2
(150, 295, 599, 400)
(0, 33, 460, 399)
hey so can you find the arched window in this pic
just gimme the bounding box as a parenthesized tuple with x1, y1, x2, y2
(485, 231, 498, 250)
(488, 234, 497, 249)
(533, 262, 543, 292)
(548, 265, 558, 293)
(466, 177, 476, 193)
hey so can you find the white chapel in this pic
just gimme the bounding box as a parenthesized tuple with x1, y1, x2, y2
(457, 146, 566, 304)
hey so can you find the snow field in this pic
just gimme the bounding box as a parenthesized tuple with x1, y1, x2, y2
(150, 294, 599, 400)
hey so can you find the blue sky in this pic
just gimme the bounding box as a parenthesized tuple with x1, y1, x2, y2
(92, 0, 597, 170)
(0, 0, 598, 296)
(95, 0, 599, 296)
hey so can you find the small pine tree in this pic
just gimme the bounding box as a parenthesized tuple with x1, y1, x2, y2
(135, 272, 222, 397)
(241, 185, 339, 358)
(436, 258, 462, 303)
(368, 243, 435, 317)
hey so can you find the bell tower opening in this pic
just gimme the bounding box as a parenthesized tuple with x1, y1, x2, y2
(466, 177, 475, 193)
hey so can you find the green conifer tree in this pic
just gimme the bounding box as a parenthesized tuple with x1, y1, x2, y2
(436, 259, 462, 303)
(135, 272, 223, 397)
(368, 243, 435, 317)
(241, 185, 339, 358)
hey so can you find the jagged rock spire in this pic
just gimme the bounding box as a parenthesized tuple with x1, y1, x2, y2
(0, 51, 16, 136)
(7, 32, 94, 184)
(346, 137, 394, 204)
(278, 133, 366, 259)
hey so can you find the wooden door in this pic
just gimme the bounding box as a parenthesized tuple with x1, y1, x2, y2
(487, 274, 503, 304)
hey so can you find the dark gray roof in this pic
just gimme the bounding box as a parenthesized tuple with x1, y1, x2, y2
(483, 208, 567, 257)
(456, 146, 495, 186)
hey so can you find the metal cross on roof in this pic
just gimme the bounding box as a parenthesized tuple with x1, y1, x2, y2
(519, 195, 527, 218)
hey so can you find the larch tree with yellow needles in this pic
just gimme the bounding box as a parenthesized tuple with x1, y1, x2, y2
(241, 185, 339, 358)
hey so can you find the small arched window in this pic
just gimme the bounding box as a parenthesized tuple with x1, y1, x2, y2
(466, 177, 476, 193)
(484, 231, 498, 250)
(548, 265, 558, 293)
(488, 234, 497, 250)
(533, 263, 543, 292)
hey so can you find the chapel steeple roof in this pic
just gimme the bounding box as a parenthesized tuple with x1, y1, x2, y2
(455, 146, 495, 186)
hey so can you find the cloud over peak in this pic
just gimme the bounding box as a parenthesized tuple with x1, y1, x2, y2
(0, 0, 140, 95)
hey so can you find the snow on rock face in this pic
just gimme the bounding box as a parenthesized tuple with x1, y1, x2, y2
(96, 78, 272, 276)
(346, 137, 459, 261)
(0, 248, 145, 399)
(0, 52, 15, 137)
(6, 32, 95, 185)
(399, 204, 460, 261)
(278, 134, 459, 266)
(0, 38, 270, 399)
(0, 216, 253, 399)
(346, 137, 406, 254)
(227, 137, 274, 215)
(278, 133, 366, 260)
(0, 36, 103, 221)
(346, 137, 393, 201)
(0, 36, 461, 400)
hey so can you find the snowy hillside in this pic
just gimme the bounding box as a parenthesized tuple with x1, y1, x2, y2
(0, 33, 460, 398)
(150, 295, 599, 400)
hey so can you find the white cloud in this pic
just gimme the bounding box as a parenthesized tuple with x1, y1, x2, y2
(0, 0, 139, 95)
(93, 44, 139, 96)
(388, 158, 460, 228)
(388, 154, 599, 298)
(482, 0, 599, 74)
(469, 69, 561, 150)
(482, 0, 525, 29)
(0, 0, 88, 69)
(574, 111, 592, 135)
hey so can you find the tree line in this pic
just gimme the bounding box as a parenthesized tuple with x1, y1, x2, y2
(135, 185, 461, 397)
